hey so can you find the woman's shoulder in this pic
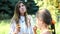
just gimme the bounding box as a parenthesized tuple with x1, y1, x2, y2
(10, 18, 16, 24)
(27, 15, 32, 18)
(27, 15, 32, 20)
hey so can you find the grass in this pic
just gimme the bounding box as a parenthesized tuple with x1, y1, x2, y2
(55, 23, 60, 34)
(0, 20, 10, 34)
(0, 20, 60, 34)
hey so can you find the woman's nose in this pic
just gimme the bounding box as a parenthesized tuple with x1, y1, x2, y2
(21, 7, 24, 9)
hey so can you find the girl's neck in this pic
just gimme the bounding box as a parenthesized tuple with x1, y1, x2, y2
(41, 28, 49, 32)
(40, 28, 49, 34)
(40, 26, 49, 32)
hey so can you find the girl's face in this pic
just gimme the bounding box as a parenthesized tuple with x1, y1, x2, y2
(19, 3, 26, 14)
(36, 17, 44, 29)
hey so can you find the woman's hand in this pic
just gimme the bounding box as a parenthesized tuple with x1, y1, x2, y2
(13, 25, 20, 34)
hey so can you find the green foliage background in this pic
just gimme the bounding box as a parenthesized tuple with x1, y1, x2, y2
(0, 0, 60, 34)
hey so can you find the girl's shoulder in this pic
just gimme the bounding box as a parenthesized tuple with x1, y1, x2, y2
(41, 30, 52, 34)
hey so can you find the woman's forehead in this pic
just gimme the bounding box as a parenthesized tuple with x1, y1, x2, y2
(19, 3, 24, 6)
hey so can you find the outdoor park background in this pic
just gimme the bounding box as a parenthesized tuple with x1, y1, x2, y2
(0, 0, 60, 34)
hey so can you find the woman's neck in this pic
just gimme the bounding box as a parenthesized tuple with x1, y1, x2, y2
(20, 13, 24, 16)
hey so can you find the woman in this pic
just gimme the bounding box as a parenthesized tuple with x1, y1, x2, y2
(9, 1, 34, 34)
(36, 9, 55, 34)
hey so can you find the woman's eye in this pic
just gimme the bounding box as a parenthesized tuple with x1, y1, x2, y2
(22, 4, 25, 7)
(22, 5, 24, 7)
(19, 6, 20, 8)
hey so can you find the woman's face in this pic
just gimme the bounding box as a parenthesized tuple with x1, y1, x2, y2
(19, 3, 26, 14)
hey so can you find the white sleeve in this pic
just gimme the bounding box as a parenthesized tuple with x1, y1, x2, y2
(30, 15, 36, 27)
(9, 20, 16, 34)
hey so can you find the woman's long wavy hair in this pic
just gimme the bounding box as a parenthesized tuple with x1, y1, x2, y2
(12, 1, 28, 28)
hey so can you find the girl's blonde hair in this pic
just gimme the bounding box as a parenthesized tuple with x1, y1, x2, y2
(36, 9, 55, 34)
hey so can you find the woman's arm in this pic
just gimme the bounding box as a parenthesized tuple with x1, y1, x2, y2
(9, 20, 19, 34)
(9, 21, 15, 34)
(27, 15, 37, 34)
(9, 20, 20, 34)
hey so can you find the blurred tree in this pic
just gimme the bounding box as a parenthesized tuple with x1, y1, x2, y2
(27, 0, 39, 14)
(0, 0, 14, 20)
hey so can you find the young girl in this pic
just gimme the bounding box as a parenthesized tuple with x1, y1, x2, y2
(9, 1, 34, 34)
(36, 9, 55, 34)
